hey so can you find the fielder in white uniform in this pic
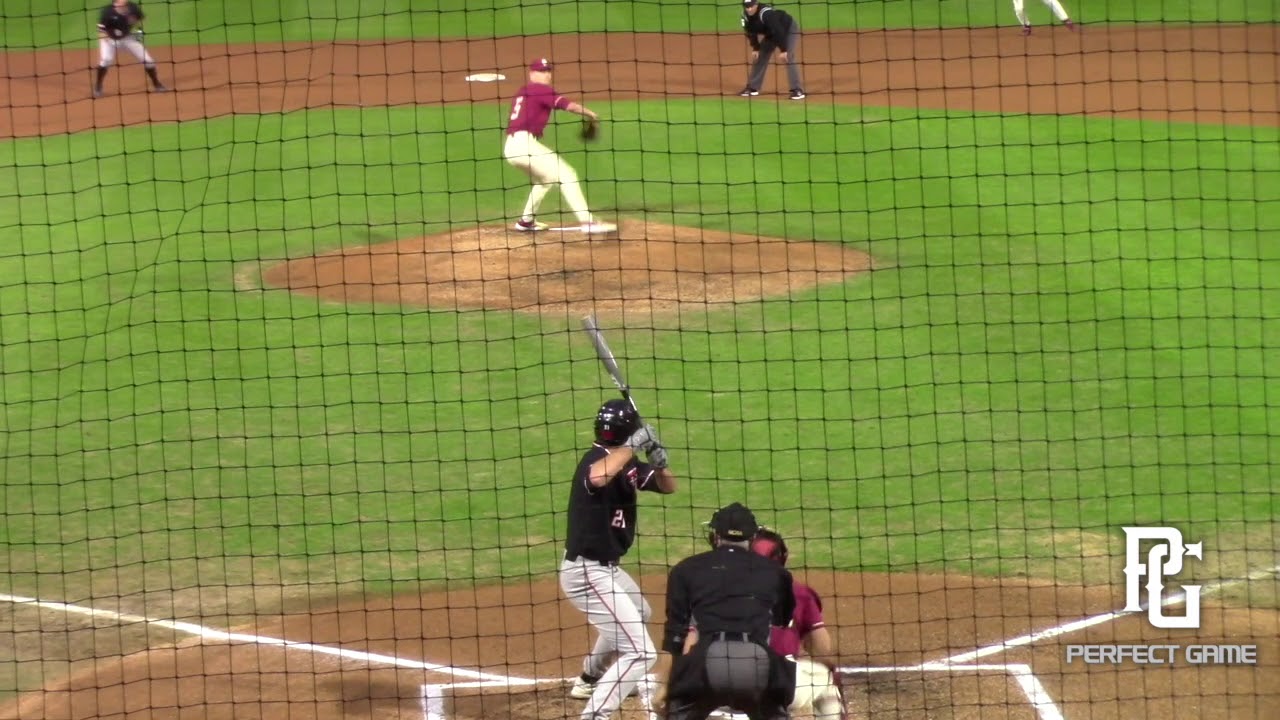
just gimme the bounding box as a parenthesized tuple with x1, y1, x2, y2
(94, 0, 168, 97)
(1014, 0, 1075, 34)
(560, 400, 677, 720)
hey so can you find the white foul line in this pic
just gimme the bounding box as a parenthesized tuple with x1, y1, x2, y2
(838, 663, 1015, 673)
(940, 564, 1280, 665)
(1008, 664, 1067, 720)
(0, 592, 513, 683)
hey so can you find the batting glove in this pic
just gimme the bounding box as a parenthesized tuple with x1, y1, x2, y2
(648, 444, 669, 469)
(626, 424, 659, 452)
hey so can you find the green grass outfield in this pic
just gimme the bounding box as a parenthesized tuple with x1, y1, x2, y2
(2, 100, 1277, 609)
(2, 0, 1278, 48)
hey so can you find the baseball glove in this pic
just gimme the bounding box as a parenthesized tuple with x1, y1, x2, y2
(581, 116, 600, 142)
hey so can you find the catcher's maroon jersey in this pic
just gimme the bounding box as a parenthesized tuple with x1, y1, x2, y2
(768, 581, 824, 657)
(506, 82, 569, 139)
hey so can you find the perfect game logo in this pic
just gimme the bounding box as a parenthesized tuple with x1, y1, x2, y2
(1064, 527, 1258, 666)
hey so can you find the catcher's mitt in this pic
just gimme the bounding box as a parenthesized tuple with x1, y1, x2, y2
(581, 116, 600, 142)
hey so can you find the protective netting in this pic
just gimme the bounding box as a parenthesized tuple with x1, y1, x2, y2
(1, 1, 1277, 719)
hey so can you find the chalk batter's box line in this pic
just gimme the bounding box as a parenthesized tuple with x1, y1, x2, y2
(420, 664, 1063, 720)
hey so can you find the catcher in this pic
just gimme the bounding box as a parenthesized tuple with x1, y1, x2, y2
(94, 0, 168, 98)
(751, 529, 848, 720)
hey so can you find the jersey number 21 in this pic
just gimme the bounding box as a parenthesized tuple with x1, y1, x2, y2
(611, 510, 626, 529)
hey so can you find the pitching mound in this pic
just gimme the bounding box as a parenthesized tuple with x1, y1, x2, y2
(257, 220, 873, 315)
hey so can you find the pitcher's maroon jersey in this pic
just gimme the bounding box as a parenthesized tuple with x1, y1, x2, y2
(506, 82, 569, 138)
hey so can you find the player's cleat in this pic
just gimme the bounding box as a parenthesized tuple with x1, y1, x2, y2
(569, 674, 598, 699)
(514, 219, 549, 232)
(582, 221, 618, 234)
(92, 87, 103, 98)
(1064, 19, 1076, 30)
(152, 84, 169, 92)
(1021, 24, 1032, 35)
(738, 87, 759, 97)
(568, 674, 641, 700)
(790, 89, 806, 100)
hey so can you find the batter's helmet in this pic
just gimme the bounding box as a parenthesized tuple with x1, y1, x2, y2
(750, 528, 789, 566)
(594, 398, 640, 446)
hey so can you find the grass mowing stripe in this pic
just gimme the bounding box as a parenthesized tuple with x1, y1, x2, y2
(1, 102, 1276, 598)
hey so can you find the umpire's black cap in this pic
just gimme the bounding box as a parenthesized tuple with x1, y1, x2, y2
(709, 502, 759, 541)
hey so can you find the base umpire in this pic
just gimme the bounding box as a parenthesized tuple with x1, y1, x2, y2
(739, 0, 805, 100)
(661, 502, 797, 720)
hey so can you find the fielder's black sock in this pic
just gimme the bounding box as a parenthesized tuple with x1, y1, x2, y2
(94, 66, 108, 91)
(580, 672, 599, 683)
(145, 66, 163, 88)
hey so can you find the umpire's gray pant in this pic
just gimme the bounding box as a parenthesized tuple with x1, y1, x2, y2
(746, 27, 803, 92)
(667, 639, 788, 720)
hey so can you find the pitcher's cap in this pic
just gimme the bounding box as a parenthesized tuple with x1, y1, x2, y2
(530, 58, 553, 71)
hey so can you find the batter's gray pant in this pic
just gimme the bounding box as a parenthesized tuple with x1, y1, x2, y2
(667, 640, 789, 720)
(746, 28, 803, 92)
(559, 557, 658, 719)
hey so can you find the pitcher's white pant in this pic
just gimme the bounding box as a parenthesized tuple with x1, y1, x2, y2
(559, 557, 658, 720)
(504, 131, 595, 224)
(99, 36, 156, 68)
(790, 658, 845, 720)
(1013, 0, 1070, 25)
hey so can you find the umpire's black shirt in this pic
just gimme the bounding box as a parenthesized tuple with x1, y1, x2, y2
(741, 4, 797, 52)
(99, 2, 144, 38)
(664, 544, 795, 654)
(564, 444, 662, 564)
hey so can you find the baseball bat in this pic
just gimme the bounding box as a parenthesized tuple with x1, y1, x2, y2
(581, 315, 640, 417)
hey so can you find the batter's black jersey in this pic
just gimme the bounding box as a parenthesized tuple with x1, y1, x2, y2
(563, 443, 663, 563)
(99, 2, 144, 39)
(664, 544, 795, 654)
(741, 4, 797, 51)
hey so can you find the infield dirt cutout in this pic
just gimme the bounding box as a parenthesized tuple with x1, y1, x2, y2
(257, 219, 873, 315)
(5, 571, 1278, 720)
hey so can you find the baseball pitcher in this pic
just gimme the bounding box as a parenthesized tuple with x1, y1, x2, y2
(751, 530, 848, 720)
(503, 58, 616, 234)
(94, 0, 168, 97)
(1014, 0, 1075, 34)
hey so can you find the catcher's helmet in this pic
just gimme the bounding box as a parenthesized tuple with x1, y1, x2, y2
(750, 528, 789, 566)
(594, 399, 639, 446)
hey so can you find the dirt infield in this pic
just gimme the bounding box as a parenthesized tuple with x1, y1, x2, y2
(2, 23, 1279, 720)
(1, 25, 1278, 138)
(4, 571, 1278, 719)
